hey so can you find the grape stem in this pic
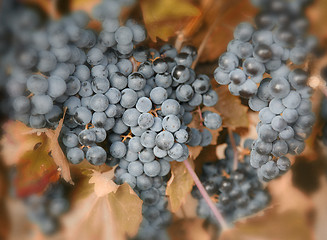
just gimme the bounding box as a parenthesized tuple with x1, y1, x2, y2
(227, 128, 239, 171)
(183, 159, 229, 230)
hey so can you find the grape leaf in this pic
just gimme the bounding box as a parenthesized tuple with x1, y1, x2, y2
(70, 0, 101, 13)
(89, 168, 119, 197)
(2, 115, 73, 186)
(63, 170, 143, 240)
(22, 0, 100, 18)
(108, 183, 143, 237)
(168, 218, 210, 240)
(191, 0, 257, 63)
(166, 160, 194, 212)
(220, 208, 314, 240)
(140, 0, 200, 42)
(215, 86, 249, 130)
(45, 114, 73, 184)
(0, 121, 46, 166)
(15, 142, 60, 198)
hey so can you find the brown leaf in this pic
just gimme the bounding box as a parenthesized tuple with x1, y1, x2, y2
(63, 181, 142, 240)
(220, 208, 314, 240)
(108, 183, 143, 237)
(15, 143, 60, 198)
(168, 218, 211, 240)
(191, 0, 257, 63)
(215, 86, 249, 130)
(140, 0, 200, 42)
(70, 0, 101, 13)
(89, 168, 118, 197)
(45, 113, 73, 184)
(194, 145, 218, 175)
(166, 160, 194, 212)
(0, 121, 46, 166)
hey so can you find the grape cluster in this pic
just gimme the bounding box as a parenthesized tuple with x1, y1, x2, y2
(23, 182, 69, 235)
(214, 0, 316, 98)
(192, 135, 270, 225)
(2, 1, 222, 238)
(213, 0, 316, 181)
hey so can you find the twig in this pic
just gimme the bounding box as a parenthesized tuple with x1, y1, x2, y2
(228, 128, 239, 171)
(183, 159, 229, 230)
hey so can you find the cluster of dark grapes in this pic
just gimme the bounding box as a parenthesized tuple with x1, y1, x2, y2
(23, 182, 70, 235)
(192, 134, 270, 225)
(214, 0, 316, 181)
(1, 0, 223, 238)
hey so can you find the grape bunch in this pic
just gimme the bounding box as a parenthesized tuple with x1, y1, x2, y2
(213, 0, 316, 181)
(214, 0, 316, 98)
(192, 135, 270, 225)
(23, 182, 70, 235)
(1, 0, 223, 238)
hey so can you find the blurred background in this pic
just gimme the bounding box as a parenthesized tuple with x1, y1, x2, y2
(1, 0, 327, 239)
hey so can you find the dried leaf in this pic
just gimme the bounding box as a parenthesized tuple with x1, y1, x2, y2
(215, 86, 249, 130)
(140, 0, 200, 42)
(0, 121, 46, 166)
(188, 146, 203, 160)
(89, 168, 118, 197)
(166, 160, 194, 212)
(108, 183, 143, 237)
(70, 0, 101, 13)
(15, 143, 60, 198)
(191, 0, 256, 63)
(220, 208, 314, 240)
(168, 218, 211, 240)
(45, 114, 73, 184)
(63, 172, 142, 240)
(194, 145, 218, 175)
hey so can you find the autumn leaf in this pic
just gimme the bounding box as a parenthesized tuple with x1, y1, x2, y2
(45, 114, 73, 184)
(70, 0, 101, 13)
(194, 145, 218, 175)
(63, 170, 143, 240)
(166, 160, 194, 212)
(215, 86, 249, 130)
(108, 183, 143, 237)
(140, 0, 200, 42)
(0, 121, 45, 166)
(2, 113, 73, 186)
(220, 208, 314, 240)
(191, 0, 257, 63)
(14, 143, 60, 198)
(89, 167, 118, 197)
(168, 218, 211, 240)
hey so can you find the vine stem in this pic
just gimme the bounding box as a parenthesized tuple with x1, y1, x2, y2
(227, 128, 239, 171)
(183, 159, 229, 230)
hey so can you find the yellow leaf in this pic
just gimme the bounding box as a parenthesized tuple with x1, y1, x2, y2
(108, 183, 143, 237)
(89, 168, 118, 197)
(63, 182, 142, 240)
(215, 86, 249, 130)
(140, 0, 200, 42)
(166, 160, 194, 212)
